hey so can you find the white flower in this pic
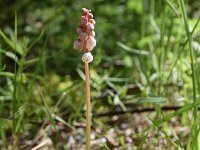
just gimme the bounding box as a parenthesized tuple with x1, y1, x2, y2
(82, 52, 93, 63)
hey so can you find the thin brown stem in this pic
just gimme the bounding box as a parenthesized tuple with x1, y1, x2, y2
(84, 62, 91, 150)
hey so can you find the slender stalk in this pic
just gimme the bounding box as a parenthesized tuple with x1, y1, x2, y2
(84, 62, 91, 150)
(13, 13, 18, 148)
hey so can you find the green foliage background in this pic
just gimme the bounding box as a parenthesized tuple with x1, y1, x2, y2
(0, 0, 200, 149)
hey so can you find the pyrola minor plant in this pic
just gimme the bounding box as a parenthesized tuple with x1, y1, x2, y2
(73, 8, 96, 149)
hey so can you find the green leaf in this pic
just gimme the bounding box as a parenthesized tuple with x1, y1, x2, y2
(165, 0, 180, 17)
(137, 97, 166, 104)
(94, 46, 102, 66)
(0, 30, 23, 56)
(154, 99, 200, 126)
(53, 113, 75, 131)
(27, 30, 44, 51)
(0, 71, 15, 78)
(117, 42, 150, 56)
(114, 95, 127, 111)
(0, 49, 19, 63)
(0, 64, 6, 71)
(127, 0, 143, 14)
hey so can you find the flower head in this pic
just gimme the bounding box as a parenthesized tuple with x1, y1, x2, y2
(73, 8, 96, 54)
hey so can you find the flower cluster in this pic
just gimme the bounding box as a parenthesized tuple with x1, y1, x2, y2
(73, 8, 96, 63)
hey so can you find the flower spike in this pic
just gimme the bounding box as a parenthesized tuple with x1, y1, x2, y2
(73, 8, 96, 150)
(73, 8, 96, 60)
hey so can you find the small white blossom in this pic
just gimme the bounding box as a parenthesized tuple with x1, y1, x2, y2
(82, 52, 93, 63)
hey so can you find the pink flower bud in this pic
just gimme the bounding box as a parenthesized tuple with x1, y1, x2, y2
(81, 8, 88, 14)
(82, 52, 93, 63)
(88, 13, 93, 19)
(86, 36, 96, 51)
(79, 32, 88, 41)
(76, 27, 82, 35)
(74, 8, 96, 53)
(86, 23, 94, 33)
(89, 19, 96, 25)
(73, 39, 83, 50)
(89, 31, 95, 37)
(81, 16, 88, 26)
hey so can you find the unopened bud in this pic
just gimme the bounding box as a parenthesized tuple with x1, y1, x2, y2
(81, 8, 88, 14)
(89, 19, 96, 25)
(76, 27, 82, 35)
(73, 39, 83, 50)
(86, 36, 96, 51)
(88, 13, 93, 19)
(86, 23, 94, 33)
(89, 31, 95, 37)
(81, 16, 88, 26)
(82, 52, 93, 63)
(79, 32, 88, 41)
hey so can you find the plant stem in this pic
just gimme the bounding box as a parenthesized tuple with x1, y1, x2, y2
(84, 62, 91, 150)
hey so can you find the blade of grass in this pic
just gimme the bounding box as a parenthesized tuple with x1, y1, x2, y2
(179, 1, 199, 148)
(0, 45, 2, 71)
(0, 30, 23, 56)
(165, 18, 200, 86)
(15, 32, 50, 133)
(151, 121, 179, 148)
(0, 49, 19, 64)
(117, 42, 150, 56)
(37, 84, 63, 143)
(165, 0, 180, 17)
(12, 12, 18, 136)
(154, 99, 200, 126)
(27, 30, 44, 51)
(14, 63, 39, 133)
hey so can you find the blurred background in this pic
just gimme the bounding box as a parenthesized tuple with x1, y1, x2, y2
(0, 0, 200, 149)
